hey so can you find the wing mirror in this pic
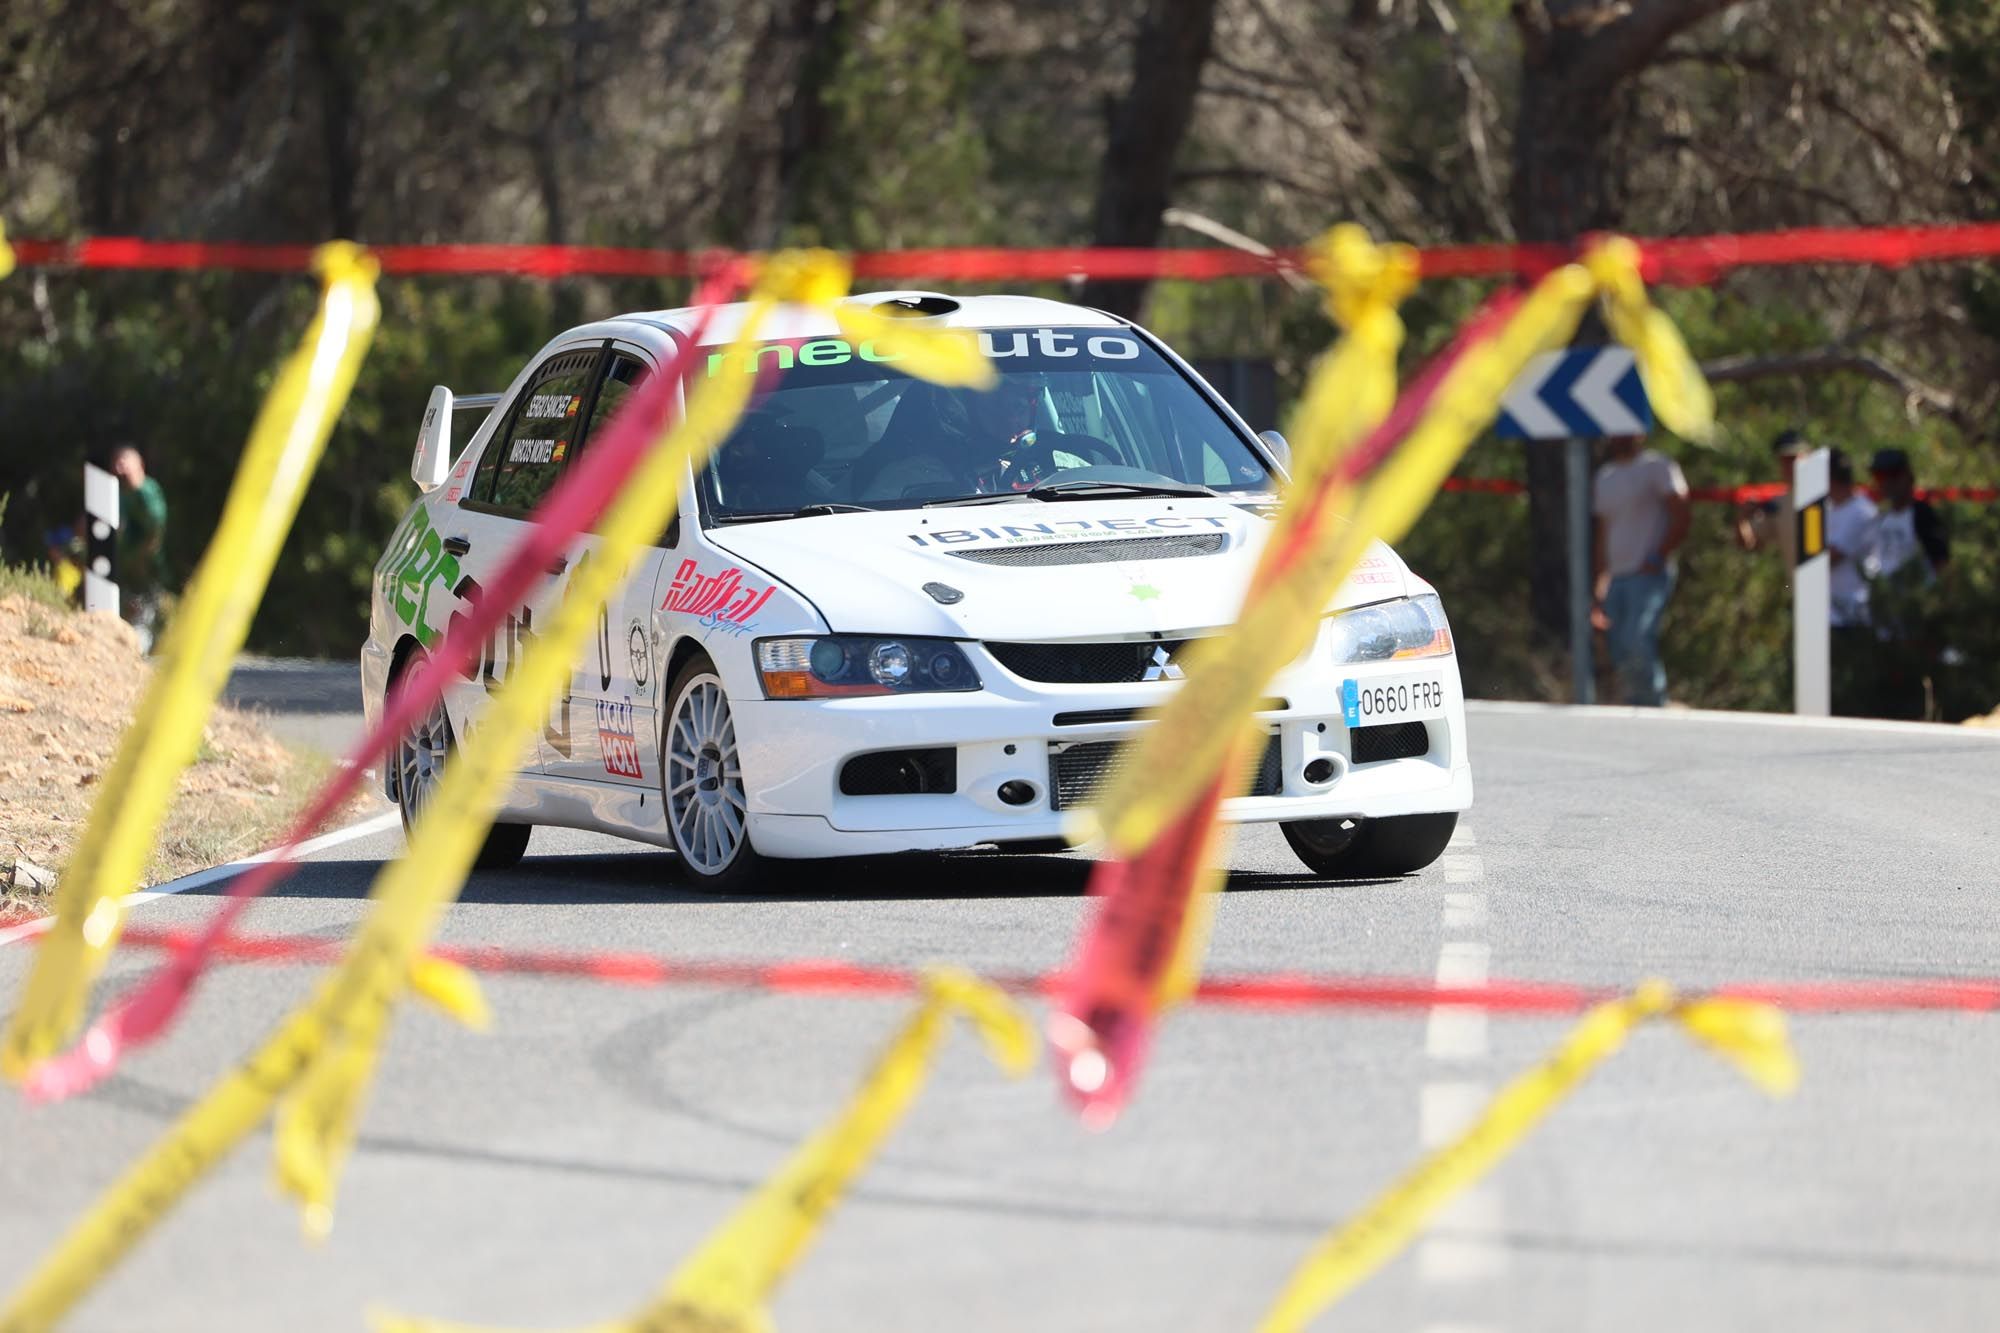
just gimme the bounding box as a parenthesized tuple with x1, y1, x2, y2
(412, 385, 453, 492)
(1258, 429, 1292, 480)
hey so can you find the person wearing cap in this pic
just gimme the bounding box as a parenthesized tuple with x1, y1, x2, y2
(1824, 449, 1878, 715)
(1591, 433, 1691, 706)
(1861, 448, 1949, 581)
(1860, 447, 1950, 719)
(1734, 428, 1807, 563)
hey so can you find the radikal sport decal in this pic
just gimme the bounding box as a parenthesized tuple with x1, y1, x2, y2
(596, 699, 644, 779)
(661, 559, 774, 628)
(906, 515, 1230, 548)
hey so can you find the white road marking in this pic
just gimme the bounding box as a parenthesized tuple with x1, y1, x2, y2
(1418, 1236, 1510, 1283)
(1418, 828, 1508, 1313)
(1420, 1080, 1492, 1147)
(1442, 892, 1487, 931)
(1442, 854, 1484, 883)
(0, 810, 399, 949)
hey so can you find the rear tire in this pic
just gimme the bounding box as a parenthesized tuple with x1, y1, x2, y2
(1281, 811, 1457, 879)
(391, 652, 532, 870)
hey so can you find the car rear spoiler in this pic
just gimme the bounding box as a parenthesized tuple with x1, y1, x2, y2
(410, 387, 502, 492)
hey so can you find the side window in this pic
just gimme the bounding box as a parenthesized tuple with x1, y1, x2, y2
(585, 353, 647, 440)
(471, 348, 601, 512)
(575, 353, 678, 546)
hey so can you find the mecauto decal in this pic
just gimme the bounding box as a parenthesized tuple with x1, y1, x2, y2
(660, 559, 773, 624)
(705, 329, 1142, 376)
(382, 505, 457, 648)
(905, 514, 1230, 547)
(596, 699, 644, 778)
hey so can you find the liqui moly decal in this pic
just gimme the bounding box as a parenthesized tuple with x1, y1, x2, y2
(660, 559, 775, 623)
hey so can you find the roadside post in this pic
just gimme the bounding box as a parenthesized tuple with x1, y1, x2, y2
(82, 460, 119, 615)
(1496, 345, 1653, 705)
(1792, 447, 1831, 715)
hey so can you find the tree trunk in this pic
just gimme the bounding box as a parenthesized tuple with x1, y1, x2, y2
(304, 2, 361, 239)
(712, 0, 842, 249)
(1076, 0, 1221, 321)
(1508, 0, 1746, 646)
(1512, 19, 1618, 645)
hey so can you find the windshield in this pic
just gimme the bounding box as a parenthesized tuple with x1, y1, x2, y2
(695, 326, 1274, 521)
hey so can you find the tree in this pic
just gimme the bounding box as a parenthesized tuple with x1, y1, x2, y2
(1510, 0, 1748, 644)
(1077, 0, 1221, 320)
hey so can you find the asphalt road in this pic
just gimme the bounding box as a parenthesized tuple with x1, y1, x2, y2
(4, 705, 1999, 1332)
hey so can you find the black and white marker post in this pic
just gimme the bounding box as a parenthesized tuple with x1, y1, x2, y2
(1792, 447, 1831, 715)
(82, 460, 119, 616)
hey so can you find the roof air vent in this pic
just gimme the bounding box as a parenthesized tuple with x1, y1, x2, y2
(875, 294, 960, 318)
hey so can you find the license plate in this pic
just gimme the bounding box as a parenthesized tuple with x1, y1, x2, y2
(1341, 673, 1447, 727)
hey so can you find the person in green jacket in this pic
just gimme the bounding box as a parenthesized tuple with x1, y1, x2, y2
(111, 444, 169, 651)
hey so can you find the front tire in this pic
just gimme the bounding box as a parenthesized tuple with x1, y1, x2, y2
(1281, 811, 1457, 879)
(391, 655, 531, 870)
(661, 657, 763, 888)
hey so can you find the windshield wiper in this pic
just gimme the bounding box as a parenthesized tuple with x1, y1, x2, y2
(926, 479, 1216, 508)
(717, 502, 874, 524)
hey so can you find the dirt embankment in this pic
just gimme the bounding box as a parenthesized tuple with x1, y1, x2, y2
(0, 589, 358, 919)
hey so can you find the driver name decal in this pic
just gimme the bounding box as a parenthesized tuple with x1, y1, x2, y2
(660, 559, 774, 623)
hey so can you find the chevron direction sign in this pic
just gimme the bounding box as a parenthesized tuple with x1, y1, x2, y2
(1494, 346, 1653, 439)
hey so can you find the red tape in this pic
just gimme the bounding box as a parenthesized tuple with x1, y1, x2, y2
(1440, 477, 1998, 505)
(104, 925, 2000, 1015)
(21, 264, 748, 1103)
(15, 222, 2000, 283)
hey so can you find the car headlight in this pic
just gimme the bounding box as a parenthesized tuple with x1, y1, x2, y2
(755, 635, 982, 699)
(1326, 594, 1454, 663)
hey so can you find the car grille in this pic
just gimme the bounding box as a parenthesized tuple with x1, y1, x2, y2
(988, 638, 1195, 684)
(1350, 721, 1430, 764)
(949, 534, 1226, 566)
(839, 747, 958, 796)
(1052, 699, 1288, 728)
(1049, 732, 1282, 811)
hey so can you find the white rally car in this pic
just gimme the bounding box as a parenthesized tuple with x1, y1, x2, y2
(362, 293, 1472, 886)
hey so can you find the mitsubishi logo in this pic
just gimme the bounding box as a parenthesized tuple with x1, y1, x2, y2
(1141, 644, 1184, 681)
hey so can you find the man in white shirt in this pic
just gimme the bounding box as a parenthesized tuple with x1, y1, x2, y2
(1591, 435, 1692, 706)
(1824, 450, 1878, 715)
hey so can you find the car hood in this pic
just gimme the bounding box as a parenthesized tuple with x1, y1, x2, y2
(703, 497, 1418, 640)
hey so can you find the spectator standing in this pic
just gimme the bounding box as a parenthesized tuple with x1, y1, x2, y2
(1591, 434, 1692, 706)
(110, 444, 169, 651)
(1861, 447, 1949, 719)
(1824, 449, 1878, 715)
(1734, 428, 1807, 562)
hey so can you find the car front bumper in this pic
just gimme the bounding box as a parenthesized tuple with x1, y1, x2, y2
(732, 647, 1473, 860)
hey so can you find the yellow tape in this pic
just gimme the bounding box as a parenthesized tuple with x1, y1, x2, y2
(0, 253, 991, 1331)
(0, 953, 480, 1331)
(1088, 262, 1602, 856)
(2, 244, 381, 1081)
(1257, 982, 1797, 1333)
(372, 970, 1033, 1333)
(1584, 237, 1715, 443)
